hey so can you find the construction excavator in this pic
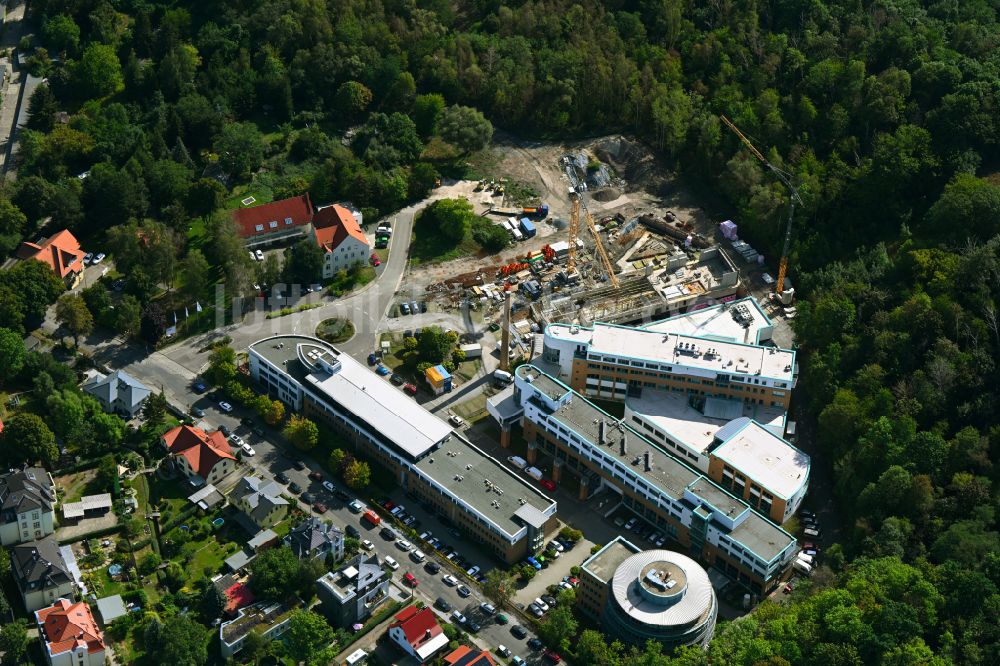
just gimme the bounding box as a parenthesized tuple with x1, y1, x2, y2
(720, 115, 800, 305)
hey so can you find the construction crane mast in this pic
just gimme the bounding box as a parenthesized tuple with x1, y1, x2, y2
(567, 192, 619, 288)
(582, 198, 620, 288)
(567, 197, 581, 275)
(720, 115, 801, 302)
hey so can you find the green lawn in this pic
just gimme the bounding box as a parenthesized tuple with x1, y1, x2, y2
(186, 540, 232, 583)
(409, 212, 481, 266)
(453, 359, 482, 382)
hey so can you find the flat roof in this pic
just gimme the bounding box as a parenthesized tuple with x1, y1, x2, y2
(251, 336, 454, 460)
(643, 298, 773, 345)
(626, 390, 786, 455)
(547, 321, 795, 382)
(522, 366, 794, 561)
(610, 548, 715, 627)
(411, 434, 556, 537)
(712, 422, 809, 500)
(582, 538, 641, 583)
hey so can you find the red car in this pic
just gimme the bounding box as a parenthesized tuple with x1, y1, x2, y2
(539, 478, 556, 491)
(403, 572, 419, 587)
(313, 502, 327, 513)
(370, 253, 381, 267)
(544, 650, 562, 663)
(309, 471, 323, 481)
(383, 500, 396, 510)
(403, 383, 417, 396)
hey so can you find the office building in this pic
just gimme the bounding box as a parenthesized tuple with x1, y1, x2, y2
(248, 335, 557, 563)
(501, 365, 798, 595)
(578, 537, 717, 649)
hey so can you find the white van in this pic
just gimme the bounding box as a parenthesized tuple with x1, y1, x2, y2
(507, 455, 527, 470)
(346, 649, 368, 666)
(493, 369, 513, 384)
(803, 527, 822, 539)
(796, 552, 814, 566)
(410, 549, 426, 562)
(793, 559, 812, 576)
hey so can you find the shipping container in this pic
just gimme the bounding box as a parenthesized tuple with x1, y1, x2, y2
(519, 218, 536, 238)
(460, 343, 483, 359)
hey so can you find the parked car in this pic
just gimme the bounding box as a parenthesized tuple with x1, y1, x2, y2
(528, 638, 543, 651)
(480, 602, 496, 616)
(539, 478, 556, 491)
(442, 575, 458, 587)
(449, 415, 465, 427)
(345, 524, 360, 538)
(497, 646, 511, 658)
(533, 598, 549, 613)
(544, 650, 562, 663)
(379, 527, 395, 540)
(402, 572, 418, 587)
(83, 253, 94, 264)
(309, 471, 324, 481)
(191, 407, 205, 418)
(313, 502, 327, 513)
(466, 565, 480, 577)
(367, 353, 378, 366)
(527, 604, 543, 618)
(511, 625, 528, 639)
(219, 424, 231, 437)
(349, 500, 365, 513)
(541, 594, 557, 608)
(390, 373, 404, 385)
(401, 302, 410, 315)
(526, 557, 541, 570)
(275, 472, 290, 484)
(624, 517, 637, 530)
(512, 656, 526, 666)
(396, 539, 413, 552)
(192, 381, 207, 394)
(288, 482, 302, 494)
(301, 492, 316, 504)
(457, 585, 472, 598)
(383, 556, 399, 570)
(218, 401, 233, 412)
(376, 365, 390, 376)
(467, 620, 480, 633)
(424, 561, 440, 574)
(292, 460, 306, 471)
(450, 611, 467, 625)
(549, 540, 564, 552)
(241, 443, 255, 456)
(361, 539, 374, 551)
(435, 597, 452, 612)
(255, 249, 264, 261)
(322, 480, 336, 492)
(403, 383, 417, 395)
(92, 253, 106, 264)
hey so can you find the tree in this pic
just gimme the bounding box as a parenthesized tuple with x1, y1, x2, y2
(408, 162, 439, 200)
(437, 105, 493, 153)
(284, 416, 319, 451)
(335, 81, 373, 121)
(179, 250, 211, 299)
(926, 173, 1000, 242)
(264, 399, 285, 425)
(42, 15, 80, 56)
(329, 448, 347, 473)
(138, 552, 161, 575)
(115, 295, 142, 337)
(143, 616, 163, 654)
(186, 178, 225, 217)
(55, 294, 93, 345)
(200, 583, 226, 622)
(422, 198, 473, 243)
(343, 459, 371, 490)
(240, 628, 269, 665)
(207, 345, 237, 386)
(143, 391, 168, 424)
(215, 122, 266, 179)
(283, 238, 325, 285)
(284, 609, 335, 664)
(0, 620, 29, 665)
(538, 605, 577, 652)
(413, 93, 446, 137)
(418, 326, 456, 364)
(471, 218, 510, 251)
(158, 614, 208, 666)
(0, 327, 25, 385)
(250, 546, 300, 601)
(483, 568, 516, 609)
(75, 43, 123, 98)
(25, 84, 58, 134)
(83, 162, 147, 229)
(0, 413, 57, 467)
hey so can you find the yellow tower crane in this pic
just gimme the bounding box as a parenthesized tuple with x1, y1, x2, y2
(566, 194, 619, 288)
(720, 115, 801, 302)
(567, 197, 581, 275)
(582, 199, 620, 288)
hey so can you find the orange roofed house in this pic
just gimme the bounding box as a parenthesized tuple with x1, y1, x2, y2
(232, 194, 314, 247)
(444, 646, 499, 666)
(162, 424, 236, 487)
(387, 606, 449, 663)
(17, 230, 87, 288)
(35, 598, 106, 666)
(311, 204, 370, 279)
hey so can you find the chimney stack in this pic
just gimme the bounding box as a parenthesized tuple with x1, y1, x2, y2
(500, 291, 512, 372)
(644, 450, 651, 472)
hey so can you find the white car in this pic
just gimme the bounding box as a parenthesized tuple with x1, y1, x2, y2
(361, 539, 374, 551)
(383, 556, 399, 570)
(624, 517, 637, 530)
(549, 540, 564, 552)
(218, 401, 233, 412)
(497, 646, 511, 658)
(349, 500, 365, 513)
(322, 480, 335, 492)
(255, 249, 264, 261)
(241, 443, 256, 456)
(391, 505, 405, 516)
(442, 574, 458, 586)
(449, 415, 465, 427)
(396, 539, 413, 552)
(229, 434, 244, 446)
(466, 565, 480, 577)
(92, 253, 106, 264)
(533, 597, 549, 613)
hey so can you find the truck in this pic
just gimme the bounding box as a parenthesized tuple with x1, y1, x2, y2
(511, 226, 524, 242)
(525, 466, 544, 481)
(521, 204, 549, 218)
(493, 369, 513, 384)
(519, 218, 536, 238)
(460, 343, 483, 359)
(507, 455, 527, 470)
(793, 560, 812, 576)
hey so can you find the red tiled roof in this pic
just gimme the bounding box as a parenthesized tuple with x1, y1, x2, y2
(35, 599, 105, 656)
(224, 582, 255, 614)
(445, 646, 498, 666)
(17, 229, 86, 279)
(162, 425, 235, 479)
(390, 606, 443, 648)
(313, 204, 368, 253)
(232, 194, 314, 239)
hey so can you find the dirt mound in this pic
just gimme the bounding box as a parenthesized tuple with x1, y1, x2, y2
(592, 136, 666, 193)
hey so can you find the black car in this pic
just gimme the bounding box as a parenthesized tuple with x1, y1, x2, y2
(541, 594, 557, 607)
(424, 561, 440, 574)
(435, 597, 452, 612)
(288, 482, 302, 494)
(345, 524, 360, 538)
(528, 638, 544, 651)
(511, 625, 528, 639)
(301, 492, 316, 504)
(219, 424, 231, 436)
(467, 621, 481, 633)
(390, 373, 404, 385)
(191, 407, 205, 418)
(334, 489, 351, 502)
(380, 527, 395, 540)
(292, 460, 306, 471)
(275, 472, 290, 484)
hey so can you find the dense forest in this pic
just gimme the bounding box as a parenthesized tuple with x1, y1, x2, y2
(1, 0, 999, 663)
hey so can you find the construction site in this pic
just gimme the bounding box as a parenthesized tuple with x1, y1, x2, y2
(396, 131, 799, 367)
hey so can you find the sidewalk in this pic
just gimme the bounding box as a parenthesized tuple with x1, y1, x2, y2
(0, 0, 29, 175)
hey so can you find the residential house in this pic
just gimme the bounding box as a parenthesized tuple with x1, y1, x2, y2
(12, 537, 75, 612)
(444, 646, 498, 666)
(35, 598, 106, 666)
(82, 369, 152, 418)
(387, 606, 449, 663)
(228, 476, 288, 529)
(315, 553, 389, 627)
(233, 194, 314, 247)
(17, 229, 87, 287)
(0, 466, 56, 546)
(285, 517, 344, 561)
(219, 600, 300, 658)
(162, 425, 236, 487)
(311, 204, 370, 279)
